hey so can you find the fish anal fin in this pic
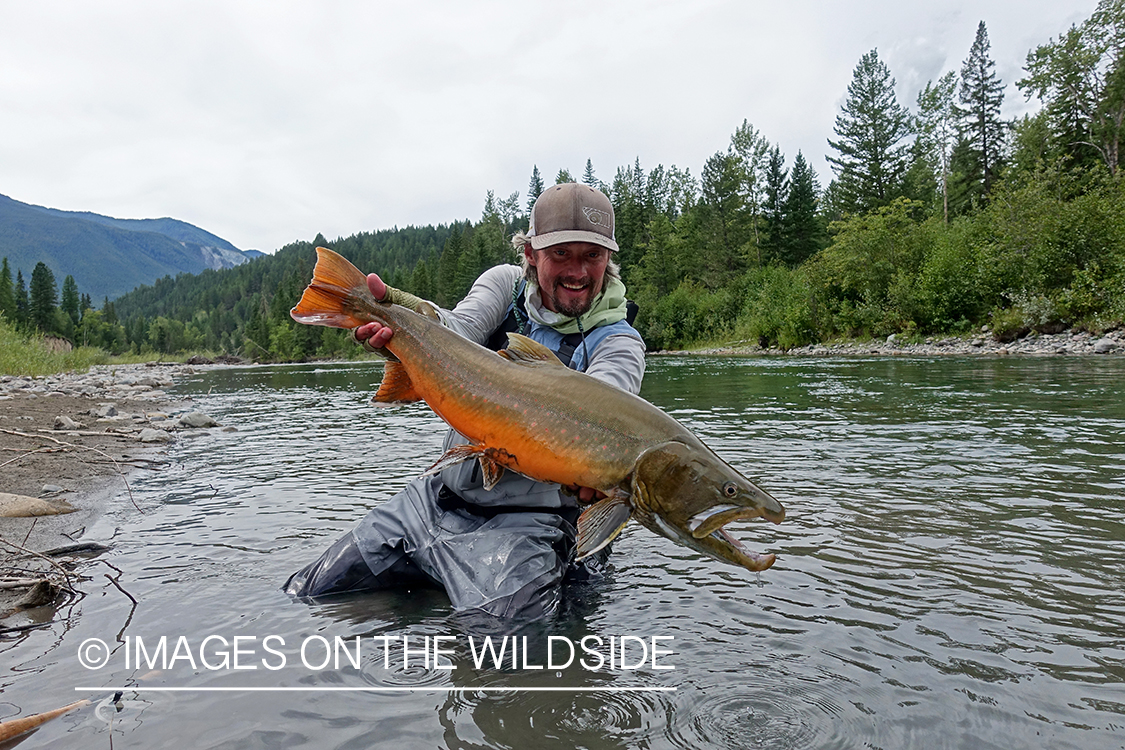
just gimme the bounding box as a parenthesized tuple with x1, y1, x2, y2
(479, 456, 505, 490)
(501, 333, 567, 368)
(576, 492, 633, 560)
(371, 361, 422, 404)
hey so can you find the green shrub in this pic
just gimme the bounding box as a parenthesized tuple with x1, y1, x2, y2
(734, 265, 815, 349)
(635, 281, 738, 350)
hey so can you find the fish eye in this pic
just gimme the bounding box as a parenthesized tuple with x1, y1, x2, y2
(722, 482, 737, 498)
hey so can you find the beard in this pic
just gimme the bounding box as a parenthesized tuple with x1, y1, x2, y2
(547, 278, 600, 318)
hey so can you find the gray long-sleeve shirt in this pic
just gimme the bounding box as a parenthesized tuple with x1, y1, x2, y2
(434, 264, 646, 395)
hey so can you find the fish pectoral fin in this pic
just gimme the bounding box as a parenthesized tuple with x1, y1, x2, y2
(420, 443, 486, 476)
(371, 361, 422, 404)
(576, 492, 633, 560)
(420, 444, 510, 489)
(500, 333, 567, 368)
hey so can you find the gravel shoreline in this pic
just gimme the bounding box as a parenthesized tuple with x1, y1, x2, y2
(665, 328, 1124, 358)
(0, 362, 223, 625)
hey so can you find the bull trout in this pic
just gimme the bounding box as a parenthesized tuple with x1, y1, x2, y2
(290, 247, 785, 572)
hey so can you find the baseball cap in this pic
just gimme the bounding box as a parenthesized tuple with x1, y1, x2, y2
(527, 183, 618, 252)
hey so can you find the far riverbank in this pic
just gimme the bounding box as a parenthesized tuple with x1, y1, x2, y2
(667, 327, 1123, 358)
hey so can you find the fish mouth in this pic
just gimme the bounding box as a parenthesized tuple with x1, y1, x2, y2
(683, 493, 785, 572)
(653, 513, 778, 572)
(713, 526, 777, 572)
(688, 503, 784, 539)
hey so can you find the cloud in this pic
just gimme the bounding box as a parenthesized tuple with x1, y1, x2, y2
(0, 0, 1103, 253)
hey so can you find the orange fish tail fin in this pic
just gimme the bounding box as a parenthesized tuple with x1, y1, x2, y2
(290, 247, 380, 329)
(371, 360, 423, 404)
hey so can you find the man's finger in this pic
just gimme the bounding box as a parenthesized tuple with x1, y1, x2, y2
(367, 273, 387, 301)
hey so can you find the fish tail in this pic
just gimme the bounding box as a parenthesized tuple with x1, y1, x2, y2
(290, 247, 381, 329)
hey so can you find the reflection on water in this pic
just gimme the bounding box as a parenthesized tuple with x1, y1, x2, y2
(2, 356, 1124, 749)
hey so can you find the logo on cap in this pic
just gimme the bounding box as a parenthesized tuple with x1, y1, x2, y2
(581, 206, 611, 229)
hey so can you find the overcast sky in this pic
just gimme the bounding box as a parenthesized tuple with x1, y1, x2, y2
(0, 1, 1101, 253)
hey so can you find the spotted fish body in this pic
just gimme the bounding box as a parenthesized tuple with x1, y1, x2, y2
(291, 247, 784, 572)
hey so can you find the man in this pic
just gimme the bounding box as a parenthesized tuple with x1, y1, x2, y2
(284, 183, 645, 620)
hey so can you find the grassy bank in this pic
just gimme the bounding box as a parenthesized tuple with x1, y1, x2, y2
(0, 317, 111, 376)
(0, 317, 227, 377)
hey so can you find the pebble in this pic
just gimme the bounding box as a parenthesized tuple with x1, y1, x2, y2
(179, 411, 220, 428)
(53, 415, 86, 431)
(1094, 337, 1117, 354)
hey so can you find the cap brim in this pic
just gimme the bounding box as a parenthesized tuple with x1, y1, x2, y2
(529, 230, 618, 252)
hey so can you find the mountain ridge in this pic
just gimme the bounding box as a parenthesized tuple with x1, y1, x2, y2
(0, 193, 259, 300)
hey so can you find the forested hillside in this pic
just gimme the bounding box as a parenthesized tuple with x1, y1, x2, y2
(5, 3, 1124, 361)
(0, 194, 254, 300)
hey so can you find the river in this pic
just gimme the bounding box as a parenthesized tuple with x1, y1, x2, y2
(3, 356, 1124, 749)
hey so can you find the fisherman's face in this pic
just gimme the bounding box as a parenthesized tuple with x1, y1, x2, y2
(526, 242, 611, 317)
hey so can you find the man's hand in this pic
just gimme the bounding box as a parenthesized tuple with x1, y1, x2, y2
(355, 273, 393, 349)
(567, 485, 607, 505)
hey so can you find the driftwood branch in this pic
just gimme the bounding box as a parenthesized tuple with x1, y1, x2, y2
(0, 578, 46, 589)
(99, 560, 138, 641)
(0, 537, 77, 593)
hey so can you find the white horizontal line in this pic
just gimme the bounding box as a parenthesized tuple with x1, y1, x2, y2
(75, 686, 675, 693)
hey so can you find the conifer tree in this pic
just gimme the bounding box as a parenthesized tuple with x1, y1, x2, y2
(827, 49, 912, 214)
(915, 71, 960, 222)
(699, 150, 749, 280)
(102, 296, 118, 326)
(761, 146, 788, 263)
(609, 160, 649, 269)
(956, 21, 1007, 202)
(527, 166, 545, 213)
(729, 120, 771, 248)
(781, 151, 825, 266)
(436, 228, 467, 308)
(29, 261, 58, 332)
(555, 168, 574, 184)
(15, 271, 28, 328)
(582, 159, 599, 188)
(61, 274, 81, 325)
(1019, 0, 1125, 176)
(0, 257, 15, 322)
(410, 258, 434, 301)
(498, 191, 523, 235)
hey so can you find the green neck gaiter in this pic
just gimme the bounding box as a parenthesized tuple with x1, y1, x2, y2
(524, 276, 628, 334)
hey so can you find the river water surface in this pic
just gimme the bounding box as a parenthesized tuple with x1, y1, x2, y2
(3, 356, 1124, 749)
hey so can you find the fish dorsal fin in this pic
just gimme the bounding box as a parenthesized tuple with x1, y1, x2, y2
(576, 491, 633, 560)
(371, 361, 423, 404)
(415, 300, 441, 321)
(500, 333, 566, 368)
